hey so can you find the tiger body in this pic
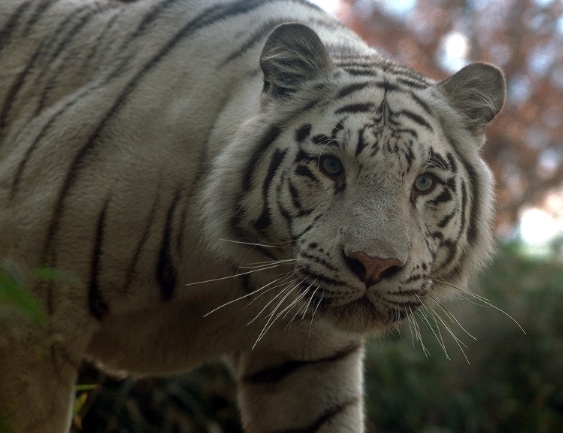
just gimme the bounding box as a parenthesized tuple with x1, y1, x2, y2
(0, 0, 505, 432)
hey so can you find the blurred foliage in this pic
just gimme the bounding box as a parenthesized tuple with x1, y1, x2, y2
(75, 244, 563, 432)
(75, 363, 241, 433)
(0, 260, 47, 327)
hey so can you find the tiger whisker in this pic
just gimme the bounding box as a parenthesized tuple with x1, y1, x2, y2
(417, 307, 451, 360)
(262, 281, 301, 324)
(423, 304, 470, 364)
(273, 288, 309, 332)
(408, 307, 429, 356)
(219, 238, 291, 249)
(308, 287, 325, 337)
(281, 288, 309, 322)
(247, 282, 295, 326)
(286, 289, 312, 331)
(185, 263, 283, 287)
(253, 283, 300, 348)
(203, 271, 294, 317)
(237, 258, 297, 270)
(426, 292, 477, 341)
(243, 271, 299, 309)
(281, 279, 319, 329)
(433, 278, 525, 334)
(298, 279, 319, 321)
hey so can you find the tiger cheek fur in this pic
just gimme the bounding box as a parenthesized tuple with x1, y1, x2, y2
(0, 1, 504, 432)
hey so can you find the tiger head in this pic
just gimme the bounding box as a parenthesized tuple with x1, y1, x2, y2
(203, 24, 505, 335)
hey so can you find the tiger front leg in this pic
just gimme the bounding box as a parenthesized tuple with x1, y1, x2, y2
(231, 339, 365, 433)
(0, 324, 79, 433)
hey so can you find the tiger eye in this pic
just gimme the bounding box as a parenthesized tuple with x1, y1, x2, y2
(413, 173, 437, 194)
(320, 155, 344, 178)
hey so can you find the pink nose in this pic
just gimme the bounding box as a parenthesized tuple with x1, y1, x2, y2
(345, 251, 404, 285)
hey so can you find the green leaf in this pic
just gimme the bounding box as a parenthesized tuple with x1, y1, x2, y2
(0, 261, 47, 326)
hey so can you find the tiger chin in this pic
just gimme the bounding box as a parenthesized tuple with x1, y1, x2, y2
(0, 1, 505, 432)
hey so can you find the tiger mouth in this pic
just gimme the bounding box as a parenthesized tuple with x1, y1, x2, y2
(307, 291, 423, 326)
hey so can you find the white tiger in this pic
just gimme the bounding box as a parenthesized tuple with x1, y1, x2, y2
(0, 0, 505, 432)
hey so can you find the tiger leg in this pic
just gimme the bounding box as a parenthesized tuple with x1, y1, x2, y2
(231, 339, 365, 433)
(0, 314, 90, 433)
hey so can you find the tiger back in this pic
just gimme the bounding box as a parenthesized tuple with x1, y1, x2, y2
(0, 1, 505, 432)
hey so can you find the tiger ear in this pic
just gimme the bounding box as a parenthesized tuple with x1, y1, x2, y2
(437, 62, 506, 136)
(260, 23, 333, 98)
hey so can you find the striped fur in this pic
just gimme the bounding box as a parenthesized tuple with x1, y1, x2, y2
(0, 1, 505, 432)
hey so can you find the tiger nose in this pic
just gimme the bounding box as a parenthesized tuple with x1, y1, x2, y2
(345, 251, 404, 285)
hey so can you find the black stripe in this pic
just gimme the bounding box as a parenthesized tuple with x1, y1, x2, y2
(409, 90, 433, 115)
(241, 273, 252, 294)
(291, 215, 321, 241)
(279, 200, 294, 227)
(399, 109, 433, 131)
(0, 39, 43, 134)
(134, 0, 182, 35)
(273, 398, 360, 433)
(122, 188, 161, 293)
(34, 6, 102, 115)
(446, 152, 458, 173)
(397, 77, 429, 89)
(294, 149, 316, 164)
(437, 210, 456, 228)
(458, 180, 469, 242)
(9, 80, 106, 198)
(311, 134, 334, 146)
(355, 127, 369, 156)
(428, 149, 450, 171)
(382, 64, 429, 84)
(47, 5, 99, 58)
(395, 127, 419, 139)
(300, 251, 338, 272)
(254, 148, 287, 231)
(288, 179, 302, 210)
(230, 203, 278, 261)
(335, 102, 375, 115)
(331, 121, 344, 139)
(400, 143, 415, 167)
(89, 196, 111, 320)
(462, 165, 480, 245)
(429, 188, 452, 206)
(439, 239, 458, 269)
(295, 123, 312, 143)
(343, 67, 379, 77)
(0, 3, 92, 134)
(336, 59, 379, 68)
(294, 165, 318, 183)
(81, 10, 123, 70)
(22, 0, 57, 36)
(375, 80, 401, 92)
(300, 266, 345, 287)
(156, 189, 182, 301)
(243, 343, 360, 384)
(242, 126, 282, 191)
(0, 1, 32, 52)
(336, 81, 372, 99)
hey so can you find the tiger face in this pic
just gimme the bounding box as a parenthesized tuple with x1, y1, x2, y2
(204, 24, 504, 335)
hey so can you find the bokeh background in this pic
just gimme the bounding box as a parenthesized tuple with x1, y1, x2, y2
(4, 1, 561, 432)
